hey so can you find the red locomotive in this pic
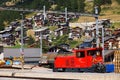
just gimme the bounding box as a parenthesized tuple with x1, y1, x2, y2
(53, 47, 106, 73)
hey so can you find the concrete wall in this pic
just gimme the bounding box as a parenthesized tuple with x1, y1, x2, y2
(4, 48, 40, 57)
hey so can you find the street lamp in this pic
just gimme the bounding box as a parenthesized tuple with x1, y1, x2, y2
(20, 12, 24, 70)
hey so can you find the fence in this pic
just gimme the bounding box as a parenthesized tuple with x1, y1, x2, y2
(113, 50, 120, 73)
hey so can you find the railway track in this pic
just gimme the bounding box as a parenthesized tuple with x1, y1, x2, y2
(0, 67, 120, 80)
(0, 76, 75, 80)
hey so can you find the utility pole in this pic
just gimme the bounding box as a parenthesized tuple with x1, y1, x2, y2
(39, 6, 45, 60)
(20, 13, 24, 70)
(41, 5, 45, 56)
(40, 32, 42, 57)
(65, 7, 67, 22)
(102, 26, 105, 62)
(94, 6, 99, 47)
(65, 7, 70, 33)
(43, 6, 46, 22)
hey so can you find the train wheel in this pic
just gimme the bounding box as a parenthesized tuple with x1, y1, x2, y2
(62, 68, 66, 72)
(73, 68, 79, 72)
(53, 68, 58, 72)
(49, 64, 54, 68)
(94, 63, 106, 73)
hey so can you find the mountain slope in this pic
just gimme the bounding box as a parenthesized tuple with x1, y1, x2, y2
(78, 0, 120, 23)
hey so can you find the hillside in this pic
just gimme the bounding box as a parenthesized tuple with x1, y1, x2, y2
(0, 0, 120, 29)
(0, 0, 119, 50)
(78, 0, 120, 29)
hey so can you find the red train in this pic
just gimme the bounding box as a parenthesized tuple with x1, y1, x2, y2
(53, 47, 106, 73)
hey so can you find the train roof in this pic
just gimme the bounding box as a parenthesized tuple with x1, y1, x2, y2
(72, 47, 103, 52)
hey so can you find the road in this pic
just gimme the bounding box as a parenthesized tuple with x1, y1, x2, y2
(0, 65, 120, 80)
(0, 77, 36, 80)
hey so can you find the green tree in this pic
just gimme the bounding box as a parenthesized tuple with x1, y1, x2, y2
(52, 34, 68, 46)
(28, 35, 35, 45)
(94, 0, 103, 6)
(103, 0, 112, 4)
(69, 0, 76, 12)
(70, 0, 78, 12)
(77, 0, 85, 12)
(93, 0, 102, 14)
(116, 0, 120, 4)
(0, 11, 21, 30)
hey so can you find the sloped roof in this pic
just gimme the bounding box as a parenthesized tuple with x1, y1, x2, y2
(104, 36, 116, 42)
(2, 33, 12, 38)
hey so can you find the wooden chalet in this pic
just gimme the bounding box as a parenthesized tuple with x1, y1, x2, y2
(33, 13, 43, 27)
(113, 29, 120, 37)
(54, 27, 68, 37)
(24, 18, 33, 29)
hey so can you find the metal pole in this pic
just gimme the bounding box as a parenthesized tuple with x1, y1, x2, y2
(95, 17, 99, 47)
(102, 26, 104, 62)
(43, 5, 46, 21)
(95, 6, 99, 47)
(20, 13, 24, 70)
(65, 8, 67, 22)
(21, 0, 24, 3)
(40, 32, 42, 57)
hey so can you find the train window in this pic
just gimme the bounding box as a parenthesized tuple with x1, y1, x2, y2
(87, 50, 94, 56)
(76, 51, 85, 58)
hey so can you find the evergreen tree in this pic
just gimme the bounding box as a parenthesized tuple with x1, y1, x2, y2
(0, 11, 20, 30)
(70, 0, 76, 12)
(93, 0, 102, 14)
(94, 0, 103, 6)
(28, 35, 35, 45)
(103, 0, 112, 4)
(116, 0, 120, 4)
(77, 0, 85, 12)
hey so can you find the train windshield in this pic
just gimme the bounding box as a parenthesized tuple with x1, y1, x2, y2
(87, 50, 102, 57)
(76, 51, 85, 58)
